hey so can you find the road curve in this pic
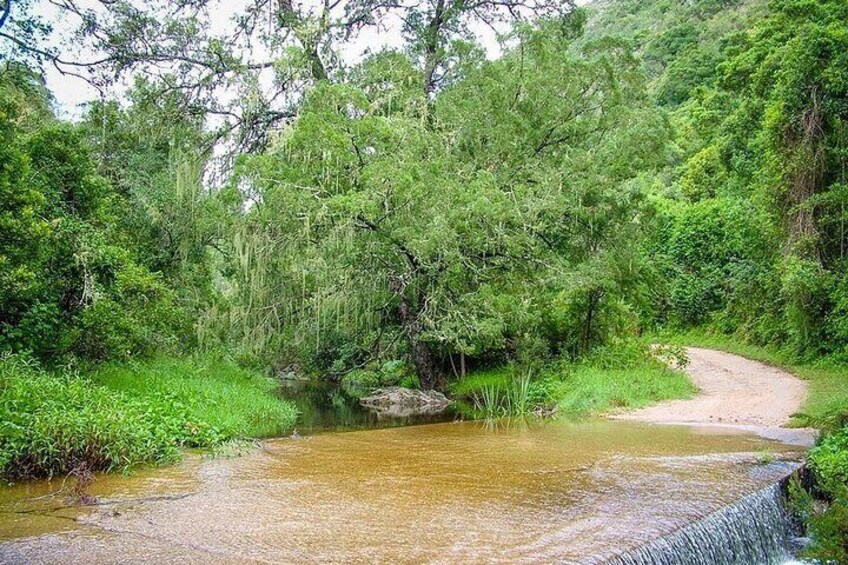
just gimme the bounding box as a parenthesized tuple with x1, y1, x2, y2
(618, 347, 812, 436)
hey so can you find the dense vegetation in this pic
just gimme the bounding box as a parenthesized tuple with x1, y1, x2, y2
(1, 0, 848, 557)
(1, 354, 295, 478)
(0, 64, 296, 477)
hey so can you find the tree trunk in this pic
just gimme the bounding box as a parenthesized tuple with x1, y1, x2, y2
(398, 292, 439, 390)
(581, 290, 601, 355)
(307, 44, 327, 81)
(411, 337, 438, 390)
(422, 0, 445, 97)
(785, 86, 825, 263)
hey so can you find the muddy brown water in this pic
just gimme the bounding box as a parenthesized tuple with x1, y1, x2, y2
(0, 419, 806, 564)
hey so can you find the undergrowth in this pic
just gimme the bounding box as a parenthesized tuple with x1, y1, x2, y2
(550, 343, 694, 415)
(92, 355, 298, 440)
(450, 341, 694, 418)
(0, 354, 297, 480)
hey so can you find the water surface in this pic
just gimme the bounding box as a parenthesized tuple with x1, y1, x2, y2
(0, 419, 804, 564)
(277, 380, 456, 434)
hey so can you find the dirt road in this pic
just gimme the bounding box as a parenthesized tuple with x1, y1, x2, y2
(619, 347, 811, 435)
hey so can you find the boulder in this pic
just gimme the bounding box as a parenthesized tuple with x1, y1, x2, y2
(359, 386, 451, 417)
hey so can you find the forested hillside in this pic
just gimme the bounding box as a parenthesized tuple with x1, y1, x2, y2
(1, 0, 848, 558)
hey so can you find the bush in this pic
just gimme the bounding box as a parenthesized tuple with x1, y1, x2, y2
(71, 263, 189, 361)
(340, 359, 419, 393)
(0, 355, 180, 479)
(809, 427, 848, 495)
(0, 354, 298, 479)
(657, 198, 774, 328)
(793, 426, 848, 563)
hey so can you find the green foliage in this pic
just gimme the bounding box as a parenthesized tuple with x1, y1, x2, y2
(449, 366, 535, 418)
(652, 198, 775, 328)
(0, 66, 190, 362)
(602, 0, 848, 364)
(551, 342, 695, 415)
(0, 355, 180, 479)
(341, 359, 421, 393)
(0, 354, 297, 479)
(91, 356, 298, 440)
(810, 429, 848, 495)
(225, 23, 669, 386)
(449, 342, 694, 418)
(795, 427, 848, 563)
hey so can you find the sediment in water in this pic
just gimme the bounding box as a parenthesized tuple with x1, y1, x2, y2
(603, 481, 799, 565)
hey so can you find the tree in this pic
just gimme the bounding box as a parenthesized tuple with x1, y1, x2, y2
(1, 0, 574, 154)
(228, 21, 667, 387)
(0, 64, 186, 360)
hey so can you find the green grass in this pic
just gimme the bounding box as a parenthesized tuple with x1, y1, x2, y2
(92, 356, 298, 440)
(1, 356, 180, 479)
(0, 354, 297, 480)
(449, 366, 534, 418)
(656, 329, 848, 430)
(450, 343, 695, 419)
(551, 358, 696, 415)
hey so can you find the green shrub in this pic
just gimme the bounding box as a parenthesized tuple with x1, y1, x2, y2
(0, 355, 180, 479)
(71, 263, 189, 361)
(91, 355, 298, 440)
(340, 359, 418, 393)
(791, 427, 848, 563)
(809, 428, 848, 495)
(0, 354, 298, 479)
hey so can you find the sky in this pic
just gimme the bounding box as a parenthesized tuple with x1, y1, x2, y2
(33, 0, 590, 119)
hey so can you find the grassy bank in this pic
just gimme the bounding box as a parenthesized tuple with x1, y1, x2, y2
(552, 357, 695, 415)
(450, 343, 695, 419)
(92, 356, 298, 440)
(656, 330, 848, 430)
(0, 355, 297, 480)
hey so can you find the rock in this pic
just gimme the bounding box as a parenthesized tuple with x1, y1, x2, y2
(359, 386, 451, 418)
(788, 536, 812, 552)
(532, 404, 558, 418)
(276, 365, 308, 381)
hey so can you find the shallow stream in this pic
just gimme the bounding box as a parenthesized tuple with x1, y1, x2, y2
(0, 414, 807, 564)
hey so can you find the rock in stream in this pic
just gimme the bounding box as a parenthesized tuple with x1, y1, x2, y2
(359, 386, 451, 417)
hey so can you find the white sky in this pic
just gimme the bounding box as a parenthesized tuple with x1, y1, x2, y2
(33, 0, 589, 118)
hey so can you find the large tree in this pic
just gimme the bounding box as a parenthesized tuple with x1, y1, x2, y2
(1, 0, 574, 153)
(226, 21, 667, 387)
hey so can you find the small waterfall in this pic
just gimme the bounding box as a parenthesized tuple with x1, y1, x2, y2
(605, 483, 797, 565)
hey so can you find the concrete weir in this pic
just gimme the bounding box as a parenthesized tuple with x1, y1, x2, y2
(602, 473, 805, 565)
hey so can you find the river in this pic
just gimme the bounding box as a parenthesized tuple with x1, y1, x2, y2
(0, 382, 810, 564)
